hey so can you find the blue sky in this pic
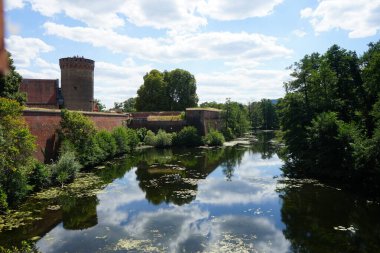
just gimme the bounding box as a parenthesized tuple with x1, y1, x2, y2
(5, 0, 380, 108)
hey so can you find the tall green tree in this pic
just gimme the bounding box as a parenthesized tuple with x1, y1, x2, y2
(135, 70, 169, 111)
(248, 99, 279, 130)
(135, 69, 198, 111)
(165, 69, 198, 110)
(222, 98, 250, 140)
(0, 52, 26, 104)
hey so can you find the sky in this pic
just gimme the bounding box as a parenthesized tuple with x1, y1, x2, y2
(4, 0, 380, 108)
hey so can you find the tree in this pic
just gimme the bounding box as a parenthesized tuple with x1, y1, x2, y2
(0, 98, 36, 206)
(135, 70, 169, 111)
(165, 69, 198, 110)
(122, 97, 137, 112)
(135, 69, 198, 111)
(199, 101, 224, 109)
(248, 99, 279, 130)
(94, 99, 106, 112)
(114, 97, 137, 112)
(0, 52, 26, 104)
(278, 40, 380, 192)
(222, 98, 250, 140)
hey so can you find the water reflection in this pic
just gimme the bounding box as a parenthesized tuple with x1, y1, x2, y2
(3, 131, 380, 252)
(278, 181, 380, 253)
(60, 194, 98, 230)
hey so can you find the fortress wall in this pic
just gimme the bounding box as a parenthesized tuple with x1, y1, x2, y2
(23, 109, 129, 162)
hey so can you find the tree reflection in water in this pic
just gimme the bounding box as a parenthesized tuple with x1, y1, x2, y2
(279, 182, 380, 253)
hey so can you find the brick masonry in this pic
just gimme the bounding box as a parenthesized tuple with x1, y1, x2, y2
(20, 79, 59, 109)
(23, 108, 129, 162)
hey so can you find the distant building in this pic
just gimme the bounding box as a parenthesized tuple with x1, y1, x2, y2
(20, 56, 95, 112)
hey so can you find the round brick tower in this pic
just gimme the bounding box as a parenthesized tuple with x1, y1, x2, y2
(59, 56, 95, 111)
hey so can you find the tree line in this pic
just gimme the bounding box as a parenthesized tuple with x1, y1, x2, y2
(277, 40, 380, 194)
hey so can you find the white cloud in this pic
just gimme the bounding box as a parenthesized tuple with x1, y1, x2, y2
(5, 35, 54, 67)
(199, 0, 284, 20)
(18, 0, 282, 32)
(25, 0, 125, 28)
(292, 29, 307, 38)
(94, 60, 153, 107)
(197, 68, 290, 103)
(121, 0, 207, 32)
(301, 0, 380, 38)
(5, 0, 25, 10)
(43, 22, 292, 64)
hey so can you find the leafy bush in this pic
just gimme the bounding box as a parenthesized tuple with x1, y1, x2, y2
(94, 130, 117, 159)
(0, 188, 8, 212)
(112, 127, 130, 154)
(204, 129, 225, 146)
(51, 151, 81, 187)
(136, 127, 148, 142)
(78, 137, 103, 166)
(155, 129, 173, 148)
(143, 130, 156, 146)
(59, 109, 97, 154)
(29, 162, 51, 191)
(173, 126, 202, 146)
(222, 127, 235, 141)
(125, 128, 139, 150)
(0, 240, 40, 253)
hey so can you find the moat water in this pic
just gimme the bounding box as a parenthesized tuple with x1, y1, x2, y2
(1, 132, 380, 252)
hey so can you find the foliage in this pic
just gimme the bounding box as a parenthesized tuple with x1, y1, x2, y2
(136, 127, 148, 142)
(94, 99, 106, 112)
(0, 52, 26, 104)
(173, 126, 202, 147)
(51, 151, 81, 187)
(59, 109, 97, 152)
(114, 97, 137, 112)
(135, 70, 169, 111)
(248, 99, 279, 130)
(143, 129, 173, 148)
(29, 162, 51, 191)
(0, 188, 7, 212)
(0, 241, 40, 253)
(154, 129, 173, 148)
(165, 69, 198, 110)
(279, 40, 380, 192)
(0, 98, 36, 206)
(221, 98, 250, 140)
(125, 128, 139, 150)
(199, 101, 224, 109)
(94, 130, 117, 160)
(135, 69, 198, 111)
(203, 129, 225, 146)
(143, 130, 156, 146)
(112, 127, 139, 154)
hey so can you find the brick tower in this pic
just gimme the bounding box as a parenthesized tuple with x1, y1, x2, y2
(59, 56, 95, 111)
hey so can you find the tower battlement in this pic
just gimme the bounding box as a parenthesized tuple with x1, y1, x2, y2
(59, 56, 94, 70)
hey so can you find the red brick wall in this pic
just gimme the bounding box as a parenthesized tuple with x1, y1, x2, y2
(23, 109, 129, 162)
(20, 79, 59, 108)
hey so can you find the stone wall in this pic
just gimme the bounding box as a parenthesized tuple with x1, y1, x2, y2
(185, 108, 223, 135)
(23, 108, 129, 162)
(128, 108, 222, 135)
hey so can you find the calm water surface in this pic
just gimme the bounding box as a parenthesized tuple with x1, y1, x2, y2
(1, 132, 380, 252)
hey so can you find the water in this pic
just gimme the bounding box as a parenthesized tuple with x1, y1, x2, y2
(1, 132, 380, 252)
